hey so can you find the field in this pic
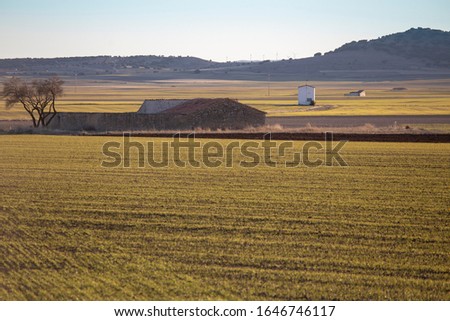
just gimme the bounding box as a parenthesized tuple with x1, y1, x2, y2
(1, 135, 449, 300)
(0, 78, 450, 120)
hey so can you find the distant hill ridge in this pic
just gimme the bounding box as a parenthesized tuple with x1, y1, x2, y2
(331, 28, 450, 66)
(0, 55, 218, 72)
(0, 27, 449, 81)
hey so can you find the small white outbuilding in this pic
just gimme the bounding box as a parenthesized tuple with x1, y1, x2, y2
(345, 90, 366, 97)
(298, 85, 315, 106)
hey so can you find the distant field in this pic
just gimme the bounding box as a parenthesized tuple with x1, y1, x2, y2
(1, 135, 449, 300)
(0, 78, 449, 120)
(266, 115, 450, 133)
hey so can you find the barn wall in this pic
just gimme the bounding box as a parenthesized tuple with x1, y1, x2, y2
(183, 106, 266, 129)
(48, 113, 186, 132)
(48, 109, 265, 132)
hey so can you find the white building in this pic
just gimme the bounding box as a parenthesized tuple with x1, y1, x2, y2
(298, 85, 315, 106)
(345, 90, 366, 97)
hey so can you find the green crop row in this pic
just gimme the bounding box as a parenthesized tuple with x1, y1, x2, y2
(0, 135, 449, 300)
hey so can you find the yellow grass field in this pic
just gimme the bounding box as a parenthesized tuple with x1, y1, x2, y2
(1, 78, 449, 120)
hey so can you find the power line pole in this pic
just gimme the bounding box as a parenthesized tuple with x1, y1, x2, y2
(74, 73, 78, 94)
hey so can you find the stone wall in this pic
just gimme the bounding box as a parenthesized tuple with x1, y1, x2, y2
(48, 108, 265, 132)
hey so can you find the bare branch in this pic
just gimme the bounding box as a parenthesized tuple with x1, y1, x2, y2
(2, 76, 64, 127)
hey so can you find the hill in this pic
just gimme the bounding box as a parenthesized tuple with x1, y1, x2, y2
(331, 27, 450, 67)
(227, 28, 450, 80)
(0, 28, 449, 81)
(0, 55, 221, 76)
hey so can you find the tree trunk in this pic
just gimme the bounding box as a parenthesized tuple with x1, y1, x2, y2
(41, 98, 57, 127)
(23, 105, 37, 127)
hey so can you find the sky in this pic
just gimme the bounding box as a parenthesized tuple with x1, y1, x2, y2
(0, 0, 449, 62)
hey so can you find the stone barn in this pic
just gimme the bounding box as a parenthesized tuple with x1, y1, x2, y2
(48, 98, 266, 132)
(160, 98, 265, 130)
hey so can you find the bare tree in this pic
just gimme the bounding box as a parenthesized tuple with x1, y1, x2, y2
(2, 76, 64, 127)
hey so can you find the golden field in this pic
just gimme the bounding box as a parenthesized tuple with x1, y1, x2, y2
(1, 78, 450, 120)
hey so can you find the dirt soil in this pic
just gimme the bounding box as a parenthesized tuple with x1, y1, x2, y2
(106, 132, 450, 143)
(267, 115, 450, 128)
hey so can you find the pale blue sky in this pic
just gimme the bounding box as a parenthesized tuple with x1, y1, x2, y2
(0, 0, 449, 61)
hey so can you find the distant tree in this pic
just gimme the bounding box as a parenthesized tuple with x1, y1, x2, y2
(2, 76, 64, 127)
